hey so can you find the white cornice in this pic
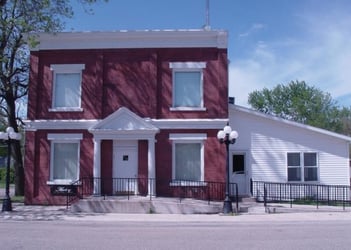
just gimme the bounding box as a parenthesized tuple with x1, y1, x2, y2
(24, 118, 228, 130)
(24, 120, 99, 130)
(31, 30, 228, 51)
(150, 119, 228, 129)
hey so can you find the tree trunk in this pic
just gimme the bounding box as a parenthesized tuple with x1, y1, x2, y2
(13, 140, 24, 196)
(6, 88, 24, 196)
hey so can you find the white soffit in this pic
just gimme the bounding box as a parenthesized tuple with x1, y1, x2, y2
(31, 30, 228, 51)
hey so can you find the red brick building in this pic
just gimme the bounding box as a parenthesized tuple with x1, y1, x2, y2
(24, 30, 229, 205)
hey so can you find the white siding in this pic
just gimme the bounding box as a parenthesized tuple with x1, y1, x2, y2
(230, 106, 350, 186)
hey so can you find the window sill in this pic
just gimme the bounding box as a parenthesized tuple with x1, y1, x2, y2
(47, 180, 80, 185)
(169, 180, 207, 187)
(287, 181, 319, 184)
(49, 108, 83, 112)
(170, 107, 206, 112)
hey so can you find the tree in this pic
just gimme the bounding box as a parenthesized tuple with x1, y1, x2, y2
(248, 80, 344, 133)
(0, 0, 107, 196)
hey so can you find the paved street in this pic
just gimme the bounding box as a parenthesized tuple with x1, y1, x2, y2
(1, 209, 351, 250)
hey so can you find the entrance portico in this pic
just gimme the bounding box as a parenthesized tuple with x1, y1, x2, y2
(89, 107, 159, 196)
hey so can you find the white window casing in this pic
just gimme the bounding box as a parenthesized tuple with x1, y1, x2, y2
(287, 152, 318, 182)
(47, 133, 83, 185)
(170, 62, 206, 111)
(169, 133, 207, 185)
(49, 64, 85, 112)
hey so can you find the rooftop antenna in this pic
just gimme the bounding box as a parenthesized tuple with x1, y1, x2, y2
(204, 0, 211, 30)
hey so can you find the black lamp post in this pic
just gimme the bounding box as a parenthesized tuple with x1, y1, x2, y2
(0, 127, 21, 212)
(217, 122, 238, 214)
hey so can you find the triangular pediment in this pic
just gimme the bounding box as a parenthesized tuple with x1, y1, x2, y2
(91, 107, 158, 131)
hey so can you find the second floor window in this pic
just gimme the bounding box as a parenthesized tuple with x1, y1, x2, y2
(170, 62, 206, 111)
(50, 64, 85, 111)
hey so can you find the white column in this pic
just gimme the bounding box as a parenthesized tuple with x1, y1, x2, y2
(148, 138, 156, 196)
(93, 138, 101, 195)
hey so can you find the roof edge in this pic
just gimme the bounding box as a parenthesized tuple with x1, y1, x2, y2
(231, 104, 351, 142)
(30, 29, 228, 51)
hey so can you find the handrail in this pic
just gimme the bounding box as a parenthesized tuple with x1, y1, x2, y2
(252, 180, 350, 210)
(65, 177, 240, 212)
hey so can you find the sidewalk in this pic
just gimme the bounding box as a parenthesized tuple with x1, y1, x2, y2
(1, 202, 351, 222)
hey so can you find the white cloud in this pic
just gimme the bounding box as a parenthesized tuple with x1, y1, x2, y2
(230, 4, 351, 107)
(239, 23, 265, 37)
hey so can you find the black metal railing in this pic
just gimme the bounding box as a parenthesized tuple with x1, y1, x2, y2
(251, 180, 350, 209)
(66, 177, 239, 212)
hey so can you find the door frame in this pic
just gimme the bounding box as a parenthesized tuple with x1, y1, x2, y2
(112, 140, 138, 194)
(229, 151, 250, 196)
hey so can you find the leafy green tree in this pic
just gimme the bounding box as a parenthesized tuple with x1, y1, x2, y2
(248, 80, 344, 133)
(0, 0, 107, 195)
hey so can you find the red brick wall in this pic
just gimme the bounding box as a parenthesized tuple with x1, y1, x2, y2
(28, 47, 228, 121)
(155, 129, 226, 183)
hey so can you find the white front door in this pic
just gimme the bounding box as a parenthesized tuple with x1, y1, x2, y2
(113, 140, 138, 195)
(230, 152, 248, 196)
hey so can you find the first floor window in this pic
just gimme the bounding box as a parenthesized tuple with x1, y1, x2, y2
(287, 152, 318, 182)
(170, 133, 206, 182)
(175, 143, 201, 181)
(48, 134, 82, 184)
(52, 143, 79, 181)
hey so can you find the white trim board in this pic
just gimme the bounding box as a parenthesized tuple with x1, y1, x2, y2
(31, 30, 228, 51)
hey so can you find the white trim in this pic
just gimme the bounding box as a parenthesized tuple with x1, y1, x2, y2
(287, 152, 319, 183)
(50, 64, 85, 72)
(171, 141, 205, 182)
(46, 180, 78, 185)
(47, 133, 83, 140)
(169, 62, 206, 69)
(24, 119, 98, 130)
(48, 107, 84, 112)
(170, 107, 207, 112)
(51, 64, 85, 111)
(170, 133, 206, 181)
(171, 66, 204, 109)
(24, 118, 228, 130)
(152, 119, 228, 129)
(49, 140, 81, 183)
(31, 30, 228, 51)
(169, 133, 207, 140)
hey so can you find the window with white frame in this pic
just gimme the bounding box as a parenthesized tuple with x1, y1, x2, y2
(50, 64, 85, 111)
(170, 134, 206, 182)
(170, 62, 206, 110)
(47, 134, 82, 184)
(287, 152, 318, 182)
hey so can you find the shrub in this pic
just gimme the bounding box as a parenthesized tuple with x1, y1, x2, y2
(0, 167, 15, 183)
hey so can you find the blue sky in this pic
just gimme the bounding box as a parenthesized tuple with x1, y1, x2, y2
(65, 0, 351, 107)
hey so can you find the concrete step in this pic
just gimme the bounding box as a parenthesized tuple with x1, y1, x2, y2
(71, 197, 223, 214)
(70, 196, 265, 214)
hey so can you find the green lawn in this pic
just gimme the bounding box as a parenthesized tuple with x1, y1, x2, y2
(0, 182, 23, 203)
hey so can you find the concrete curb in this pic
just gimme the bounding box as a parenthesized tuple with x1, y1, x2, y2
(1, 202, 351, 222)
